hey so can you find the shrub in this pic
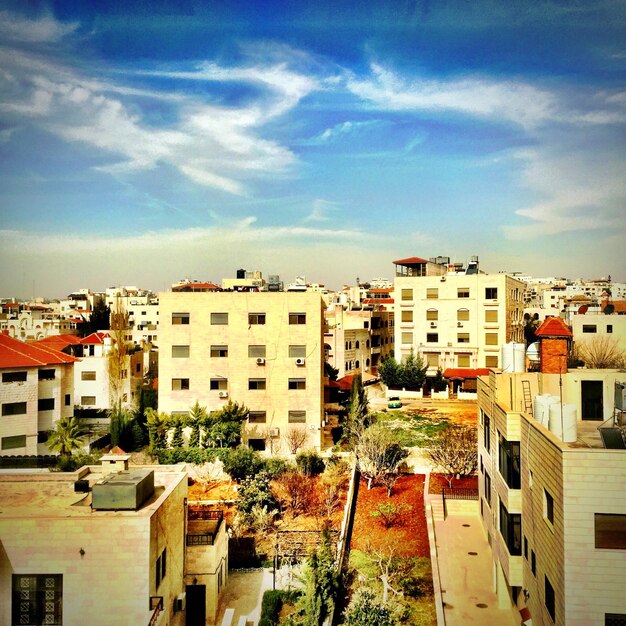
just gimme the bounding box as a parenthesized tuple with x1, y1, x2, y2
(296, 450, 325, 476)
(223, 446, 265, 482)
(237, 471, 277, 517)
(264, 456, 292, 479)
(259, 590, 283, 626)
(153, 447, 229, 465)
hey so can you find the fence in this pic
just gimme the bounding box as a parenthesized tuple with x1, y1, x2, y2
(441, 487, 479, 520)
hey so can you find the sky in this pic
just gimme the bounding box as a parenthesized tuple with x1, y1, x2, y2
(0, 0, 625, 298)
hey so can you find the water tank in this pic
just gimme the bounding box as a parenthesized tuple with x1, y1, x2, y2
(502, 342, 526, 373)
(548, 403, 577, 442)
(534, 394, 559, 427)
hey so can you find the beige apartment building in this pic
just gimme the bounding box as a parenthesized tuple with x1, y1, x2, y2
(478, 361, 626, 625)
(393, 256, 525, 373)
(158, 291, 326, 452)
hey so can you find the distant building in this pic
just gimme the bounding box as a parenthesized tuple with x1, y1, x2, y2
(0, 305, 79, 342)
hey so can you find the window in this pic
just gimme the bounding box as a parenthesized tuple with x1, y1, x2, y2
(544, 489, 555, 525)
(80, 396, 96, 406)
(401, 332, 413, 344)
(172, 378, 190, 390)
(249, 411, 266, 423)
(457, 333, 470, 343)
(64, 394, 70, 406)
(426, 309, 438, 321)
(156, 548, 167, 588)
(595, 514, 626, 549)
(2, 371, 27, 383)
(485, 287, 498, 299)
(248, 378, 266, 390)
(486, 355, 499, 368)
(211, 312, 228, 325)
(426, 333, 438, 343)
(288, 410, 306, 423)
(524, 536, 528, 559)
(498, 435, 521, 489)
(483, 413, 491, 450)
(582, 324, 597, 333)
(401, 310, 413, 323)
(288, 378, 306, 390)
(289, 313, 306, 325)
(289, 345, 306, 358)
(401, 288, 413, 301)
(2, 401, 27, 416)
(210, 379, 227, 391)
(499, 500, 522, 556)
(172, 312, 190, 325)
(457, 288, 470, 298)
(211, 345, 228, 358)
(248, 313, 266, 325)
(606, 614, 626, 626)
(355, 341, 360, 349)
(248, 438, 266, 451)
(38, 431, 48, 444)
(12, 574, 62, 626)
(426, 288, 438, 299)
(531, 550, 536, 575)
(458, 354, 471, 367)
(457, 308, 470, 321)
(38, 369, 55, 380)
(545, 576, 555, 621)
(2, 435, 26, 450)
(248, 345, 266, 358)
(484, 472, 491, 507)
(485, 333, 498, 345)
(172, 345, 190, 358)
(425, 353, 439, 367)
(607, 325, 613, 334)
(38, 398, 54, 411)
(485, 309, 498, 323)
(81, 371, 96, 381)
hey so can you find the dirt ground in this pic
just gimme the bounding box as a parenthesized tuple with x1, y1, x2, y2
(401, 399, 478, 426)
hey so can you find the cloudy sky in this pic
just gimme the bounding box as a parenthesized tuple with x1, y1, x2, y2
(0, 1, 624, 298)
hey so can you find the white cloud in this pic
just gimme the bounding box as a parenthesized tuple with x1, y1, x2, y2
(0, 11, 77, 43)
(304, 199, 336, 222)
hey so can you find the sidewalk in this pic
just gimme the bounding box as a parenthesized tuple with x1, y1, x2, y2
(427, 495, 519, 626)
(215, 569, 274, 626)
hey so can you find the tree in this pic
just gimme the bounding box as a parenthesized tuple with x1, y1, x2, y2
(400, 350, 427, 390)
(47, 416, 88, 457)
(378, 356, 401, 389)
(188, 401, 207, 448)
(319, 461, 349, 519)
(284, 427, 308, 454)
(370, 502, 412, 529)
(431, 368, 448, 392)
(355, 424, 408, 493)
(278, 471, 316, 516)
(523, 312, 540, 347)
(324, 360, 339, 382)
(146, 408, 169, 452)
(109, 405, 139, 451)
(344, 587, 396, 626)
(170, 416, 185, 448)
(203, 399, 249, 448)
(223, 445, 264, 482)
(426, 424, 477, 487)
(237, 471, 277, 518)
(576, 336, 626, 369)
(79, 299, 110, 337)
(343, 373, 371, 447)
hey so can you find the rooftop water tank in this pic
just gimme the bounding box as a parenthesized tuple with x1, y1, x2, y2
(534, 394, 559, 427)
(548, 403, 577, 443)
(502, 342, 526, 373)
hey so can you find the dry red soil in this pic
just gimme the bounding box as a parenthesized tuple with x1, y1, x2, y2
(428, 473, 478, 494)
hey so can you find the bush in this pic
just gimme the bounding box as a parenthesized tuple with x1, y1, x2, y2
(223, 446, 265, 482)
(55, 451, 103, 472)
(153, 447, 230, 465)
(259, 590, 301, 626)
(264, 456, 292, 479)
(237, 471, 278, 517)
(296, 450, 325, 476)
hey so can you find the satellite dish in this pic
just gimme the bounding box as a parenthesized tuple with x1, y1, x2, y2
(578, 305, 588, 314)
(527, 342, 540, 362)
(604, 304, 615, 315)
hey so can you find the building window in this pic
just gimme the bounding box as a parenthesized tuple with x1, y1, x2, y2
(64, 394, 71, 406)
(248, 438, 266, 451)
(595, 514, 626, 549)
(485, 288, 498, 299)
(38, 398, 55, 411)
(531, 550, 536, 575)
(81, 371, 96, 381)
(607, 325, 613, 334)
(485, 355, 499, 368)
(156, 548, 167, 588)
(248, 345, 266, 358)
(2, 401, 27, 416)
(172, 345, 190, 358)
(210, 345, 228, 358)
(401, 310, 413, 323)
(485, 333, 498, 345)
(289, 345, 306, 358)
(172, 378, 190, 391)
(483, 413, 491, 450)
(484, 472, 491, 507)
(485, 309, 498, 323)
(545, 576, 555, 621)
(288, 378, 306, 390)
(2, 371, 27, 383)
(524, 536, 528, 559)
(12, 574, 62, 626)
(457, 308, 470, 321)
(426, 333, 438, 343)
(355, 341, 360, 349)
(248, 313, 266, 325)
(80, 396, 96, 406)
(38, 369, 55, 380)
(425, 353, 439, 367)
(248, 378, 266, 390)
(498, 435, 521, 489)
(211, 312, 228, 325)
(2, 435, 26, 450)
(401, 332, 413, 344)
(401, 289, 413, 301)
(606, 614, 626, 626)
(426, 309, 438, 321)
(288, 410, 306, 423)
(210, 379, 227, 391)
(457, 333, 470, 343)
(248, 411, 266, 424)
(426, 288, 438, 299)
(289, 313, 306, 325)
(544, 489, 555, 525)
(457, 288, 470, 298)
(172, 312, 190, 325)
(457, 354, 471, 367)
(499, 500, 522, 556)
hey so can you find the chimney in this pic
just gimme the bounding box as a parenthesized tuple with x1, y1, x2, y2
(535, 316, 573, 374)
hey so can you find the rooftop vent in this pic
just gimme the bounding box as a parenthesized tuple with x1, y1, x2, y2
(92, 469, 155, 511)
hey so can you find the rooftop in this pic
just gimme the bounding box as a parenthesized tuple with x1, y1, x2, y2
(0, 332, 79, 368)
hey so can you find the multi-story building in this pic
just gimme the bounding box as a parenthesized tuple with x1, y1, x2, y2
(158, 291, 327, 452)
(0, 333, 77, 455)
(477, 317, 626, 626)
(571, 310, 626, 357)
(393, 256, 525, 373)
(0, 306, 79, 342)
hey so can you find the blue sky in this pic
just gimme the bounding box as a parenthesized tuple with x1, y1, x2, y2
(0, 0, 624, 297)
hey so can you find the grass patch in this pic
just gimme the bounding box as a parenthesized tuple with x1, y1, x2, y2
(374, 412, 450, 447)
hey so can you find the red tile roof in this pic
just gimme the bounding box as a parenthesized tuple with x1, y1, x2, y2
(367, 288, 393, 293)
(362, 298, 394, 305)
(81, 332, 110, 344)
(601, 300, 626, 314)
(0, 333, 79, 368)
(393, 257, 429, 265)
(443, 368, 491, 379)
(535, 316, 573, 337)
(33, 334, 82, 352)
(172, 282, 221, 292)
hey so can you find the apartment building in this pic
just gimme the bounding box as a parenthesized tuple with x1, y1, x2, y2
(393, 256, 525, 373)
(571, 310, 626, 356)
(0, 333, 77, 455)
(477, 320, 626, 626)
(158, 291, 326, 451)
(0, 307, 79, 342)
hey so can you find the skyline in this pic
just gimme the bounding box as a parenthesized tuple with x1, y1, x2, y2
(0, 1, 625, 298)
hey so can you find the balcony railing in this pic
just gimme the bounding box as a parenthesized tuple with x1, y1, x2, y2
(148, 596, 163, 626)
(187, 508, 223, 546)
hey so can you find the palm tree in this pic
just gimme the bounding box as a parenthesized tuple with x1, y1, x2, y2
(47, 416, 88, 457)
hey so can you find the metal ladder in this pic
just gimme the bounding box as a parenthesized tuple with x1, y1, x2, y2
(522, 380, 533, 415)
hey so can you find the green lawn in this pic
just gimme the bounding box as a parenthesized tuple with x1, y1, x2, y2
(374, 411, 450, 447)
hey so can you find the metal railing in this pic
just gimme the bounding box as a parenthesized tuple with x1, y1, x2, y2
(148, 596, 163, 626)
(186, 507, 223, 546)
(442, 487, 479, 520)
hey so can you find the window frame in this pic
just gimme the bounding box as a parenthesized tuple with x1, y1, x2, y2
(288, 410, 307, 423)
(171, 345, 190, 358)
(172, 312, 190, 325)
(248, 378, 267, 390)
(457, 288, 470, 299)
(210, 312, 229, 325)
(2, 371, 27, 383)
(288, 378, 306, 390)
(1, 401, 27, 416)
(172, 378, 190, 391)
(248, 345, 266, 358)
(289, 312, 306, 325)
(38, 368, 55, 381)
(248, 312, 266, 325)
(426, 333, 438, 343)
(210, 345, 228, 358)
(248, 411, 267, 424)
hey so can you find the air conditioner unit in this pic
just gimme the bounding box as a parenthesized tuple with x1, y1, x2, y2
(174, 593, 186, 612)
(269, 428, 280, 437)
(295, 358, 306, 366)
(218, 391, 228, 398)
(256, 357, 265, 365)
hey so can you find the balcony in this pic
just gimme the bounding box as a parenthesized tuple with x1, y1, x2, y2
(187, 507, 223, 546)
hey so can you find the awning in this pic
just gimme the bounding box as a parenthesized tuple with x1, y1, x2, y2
(443, 368, 491, 380)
